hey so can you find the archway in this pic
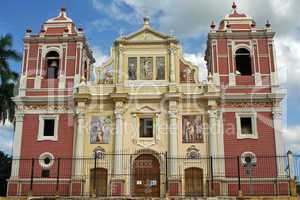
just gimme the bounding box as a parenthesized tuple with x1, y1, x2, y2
(133, 154, 160, 197)
(184, 167, 203, 196)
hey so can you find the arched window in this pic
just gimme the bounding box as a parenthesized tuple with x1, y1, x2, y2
(46, 51, 59, 79)
(235, 48, 252, 76)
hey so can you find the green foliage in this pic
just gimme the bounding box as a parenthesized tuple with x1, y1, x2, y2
(0, 151, 12, 196)
(0, 34, 21, 124)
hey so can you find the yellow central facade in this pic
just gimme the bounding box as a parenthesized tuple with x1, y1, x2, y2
(74, 18, 221, 197)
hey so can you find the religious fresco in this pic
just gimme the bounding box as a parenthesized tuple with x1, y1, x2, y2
(90, 117, 112, 144)
(182, 115, 203, 143)
(140, 57, 153, 80)
(156, 57, 165, 80)
(128, 57, 137, 80)
(99, 64, 114, 84)
(180, 60, 195, 83)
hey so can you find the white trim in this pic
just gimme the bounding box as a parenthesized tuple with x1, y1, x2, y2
(39, 152, 55, 169)
(38, 115, 59, 141)
(240, 151, 257, 166)
(235, 112, 258, 139)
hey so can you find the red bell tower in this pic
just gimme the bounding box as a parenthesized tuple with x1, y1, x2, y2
(8, 8, 94, 196)
(205, 1, 285, 163)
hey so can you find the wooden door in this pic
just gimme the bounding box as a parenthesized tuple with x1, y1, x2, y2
(185, 167, 203, 196)
(133, 154, 160, 197)
(90, 168, 107, 196)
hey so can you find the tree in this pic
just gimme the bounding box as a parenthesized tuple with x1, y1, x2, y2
(0, 151, 12, 196)
(0, 34, 21, 124)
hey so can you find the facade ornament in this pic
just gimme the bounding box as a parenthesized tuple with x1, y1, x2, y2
(186, 145, 200, 159)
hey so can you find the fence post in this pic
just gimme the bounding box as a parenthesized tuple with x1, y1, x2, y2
(29, 158, 35, 196)
(92, 154, 97, 197)
(237, 156, 242, 197)
(210, 156, 214, 196)
(165, 151, 168, 196)
(287, 151, 297, 196)
(56, 158, 61, 197)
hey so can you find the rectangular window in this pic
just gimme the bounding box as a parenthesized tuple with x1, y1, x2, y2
(240, 117, 253, 135)
(139, 118, 153, 138)
(140, 57, 153, 80)
(156, 57, 165, 80)
(128, 57, 137, 80)
(43, 119, 55, 137)
(41, 169, 50, 178)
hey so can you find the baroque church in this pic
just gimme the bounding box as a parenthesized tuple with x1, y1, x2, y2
(7, 3, 288, 198)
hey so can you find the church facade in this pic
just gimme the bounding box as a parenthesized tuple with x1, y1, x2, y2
(7, 3, 288, 197)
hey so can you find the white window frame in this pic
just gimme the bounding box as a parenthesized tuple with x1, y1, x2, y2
(236, 112, 258, 139)
(38, 115, 59, 141)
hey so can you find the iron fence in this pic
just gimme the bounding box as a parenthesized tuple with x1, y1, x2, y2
(4, 154, 298, 197)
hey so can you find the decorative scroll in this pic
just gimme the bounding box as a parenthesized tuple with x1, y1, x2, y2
(186, 145, 200, 159)
(90, 116, 112, 144)
(182, 115, 203, 143)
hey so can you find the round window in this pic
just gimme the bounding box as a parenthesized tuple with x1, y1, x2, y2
(39, 152, 55, 169)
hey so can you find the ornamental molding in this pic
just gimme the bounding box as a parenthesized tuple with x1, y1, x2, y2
(17, 104, 72, 111)
(220, 102, 272, 108)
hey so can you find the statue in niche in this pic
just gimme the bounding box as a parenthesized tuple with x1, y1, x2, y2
(156, 57, 165, 80)
(128, 57, 137, 80)
(182, 115, 203, 143)
(140, 57, 153, 80)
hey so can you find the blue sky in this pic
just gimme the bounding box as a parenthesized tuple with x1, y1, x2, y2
(0, 0, 299, 155)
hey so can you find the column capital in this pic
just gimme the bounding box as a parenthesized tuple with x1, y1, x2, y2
(208, 110, 218, 118)
(15, 112, 24, 122)
(168, 110, 177, 119)
(168, 47, 177, 55)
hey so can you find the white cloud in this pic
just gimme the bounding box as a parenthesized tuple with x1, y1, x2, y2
(183, 52, 207, 82)
(0, 121, 13, 155)
(283, 126, 300, 154)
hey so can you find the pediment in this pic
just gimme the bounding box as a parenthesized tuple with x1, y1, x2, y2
(125, 27, 169, 42)
(135, 105, 160, 113)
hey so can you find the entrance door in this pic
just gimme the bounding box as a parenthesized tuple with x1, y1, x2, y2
(133, 154, 160, 197)
(90, 168, 107, 196)
(184, 167, 203, 196)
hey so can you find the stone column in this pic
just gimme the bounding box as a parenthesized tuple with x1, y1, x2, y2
(114, 102, 123, 175)
(74, 104, 85, 177)
(11, 112, 24, 178)
(169, 47, 176, 83)
(208, 110, 218, 157)
(168, 110, 178, 176)
(272, 106, 285, 175)
(111, 101, 124, 196)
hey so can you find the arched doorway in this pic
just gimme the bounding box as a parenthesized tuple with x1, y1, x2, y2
(133, 154, 160, 197)
(184, 167, 203, 196)
(89, 168, 107, 197)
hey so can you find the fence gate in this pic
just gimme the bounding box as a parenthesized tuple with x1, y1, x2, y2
(133, 154, 160, 197)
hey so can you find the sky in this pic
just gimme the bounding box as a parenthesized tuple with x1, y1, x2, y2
(0, 0, 299, 155)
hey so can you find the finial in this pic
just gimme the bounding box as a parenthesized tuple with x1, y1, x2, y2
(26, 27, 32, 33)
(61, 7, 66, 12)
(266, 20, 271, 28)
(210, 21, 216, 29)
(232, 2, 237, 9)
(143, 16, 150, 26)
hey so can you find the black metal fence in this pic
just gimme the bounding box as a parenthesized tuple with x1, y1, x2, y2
(5, 154, 299, 197)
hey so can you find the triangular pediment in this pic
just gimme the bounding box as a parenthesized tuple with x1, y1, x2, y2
(125, 27, 169, 42)
(136, 105, 159, 113)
